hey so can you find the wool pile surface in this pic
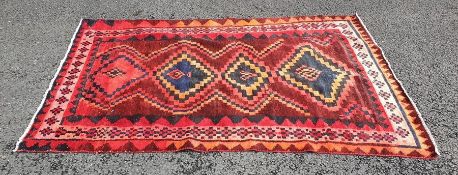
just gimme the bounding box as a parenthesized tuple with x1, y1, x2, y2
(15, 15, 438, 159)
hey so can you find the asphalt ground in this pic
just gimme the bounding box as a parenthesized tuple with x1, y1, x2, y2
(1, 0, 457, 174)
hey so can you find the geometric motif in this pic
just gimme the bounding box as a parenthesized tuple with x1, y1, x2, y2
(278, 46, 351, 106)
(295, 65, 321, 81)
(103, 68, 126, 78)
(91, 56, 148, 97)
(15, 16, 438, 159)
(156, 52, 216, 101)
(224, 53, 270, 99)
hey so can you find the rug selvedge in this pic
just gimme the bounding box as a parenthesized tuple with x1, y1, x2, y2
(15, 15, 438, 159)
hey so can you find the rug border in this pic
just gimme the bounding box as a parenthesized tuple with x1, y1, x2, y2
(13, 19, 84, 152)
(353, 13, 439, 157)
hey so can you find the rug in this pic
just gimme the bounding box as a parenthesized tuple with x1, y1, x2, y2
(15, 15, 438, 159)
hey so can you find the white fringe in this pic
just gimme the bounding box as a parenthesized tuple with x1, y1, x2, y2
(355, 13, 440, 156)
(14, 19, 84, 152)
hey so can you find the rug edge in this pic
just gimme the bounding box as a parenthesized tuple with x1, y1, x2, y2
(79, 14, 353, 22)
(14, 146, 439, 160)
(13, 19, 85, 152)
(352, 13, 440, 158)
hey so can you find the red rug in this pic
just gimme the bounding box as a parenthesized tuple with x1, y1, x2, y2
(15, 15, 438, 159)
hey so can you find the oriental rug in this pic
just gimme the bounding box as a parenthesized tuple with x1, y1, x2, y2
(15, 15, 438, 159)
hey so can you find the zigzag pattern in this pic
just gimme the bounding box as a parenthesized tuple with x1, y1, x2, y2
(83, 15, 352, 29)
(82, 38, 352, 116)
(17, 139, 433, 160)
(90, 90, 310, 115)
(83, 39, 310, 114)
(98, 39, 285, 60)
(64, 114, 388, 130)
